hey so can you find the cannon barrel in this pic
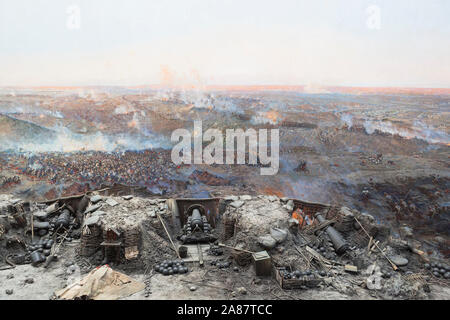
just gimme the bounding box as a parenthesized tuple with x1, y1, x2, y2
(190, 208, 203, 229)
(315, 212, 349, 254)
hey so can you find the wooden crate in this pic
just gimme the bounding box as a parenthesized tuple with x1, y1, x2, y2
(274, 267, 322, 290)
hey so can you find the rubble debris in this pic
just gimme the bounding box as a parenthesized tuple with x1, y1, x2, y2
(224, 196, 239, 202)
(285, 200, 295, 212)
(257, 235, 277, 249)
(270, 228, 288, 244)
(344, 265, 358, 273)
(90, 195, 103, 204)
(237, 287, 247, 295)
(229, 200, 244, 209)
(400, 225, 414, 238)
(84, 215, 101, 227)
(85, 204, 102, 214)
(288, 218, 299, 231)
(105, 198, 119, 207)
(45, 203, 58, 214)
(44, 222, 75, 268)
(354, 217, 398, 271)
(389, 255, 409, 267)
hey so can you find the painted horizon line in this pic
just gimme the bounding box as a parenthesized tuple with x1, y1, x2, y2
(1, 85, 449, 95)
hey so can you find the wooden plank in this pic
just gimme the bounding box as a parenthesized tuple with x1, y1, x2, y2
(197, 243, 204, 267)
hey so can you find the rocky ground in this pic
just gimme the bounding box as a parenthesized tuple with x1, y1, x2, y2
(0, 193, 449, 300)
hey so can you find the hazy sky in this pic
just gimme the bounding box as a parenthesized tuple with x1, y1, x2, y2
(0, 0, 449, 87)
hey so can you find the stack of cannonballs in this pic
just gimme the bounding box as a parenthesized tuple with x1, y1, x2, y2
(28, 238, 54, 265)
(28, 238, 54, 256)
(425, 262, 450, 279)
(154, 259, 189, 276)
(210, 259, 231, 269)
(311, 238, 337, 260)
(207, 244, 223, 256)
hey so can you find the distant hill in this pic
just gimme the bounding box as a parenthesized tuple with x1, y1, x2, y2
(0, 114, 56, 149)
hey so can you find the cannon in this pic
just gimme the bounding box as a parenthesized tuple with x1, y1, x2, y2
(315, 212, 349, 254)
(178, 204, 217, 244)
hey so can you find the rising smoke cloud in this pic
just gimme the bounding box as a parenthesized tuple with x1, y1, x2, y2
(363, 119, 449, 145)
